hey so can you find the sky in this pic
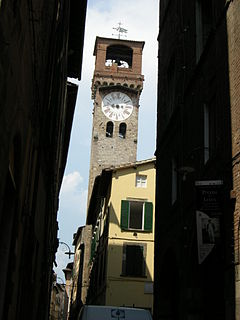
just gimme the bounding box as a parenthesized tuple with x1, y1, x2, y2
(54, 0, 159, 283)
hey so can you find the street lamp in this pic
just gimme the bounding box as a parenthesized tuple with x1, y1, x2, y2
(59, 241, 75, 259)
(57, 276, 65, 284)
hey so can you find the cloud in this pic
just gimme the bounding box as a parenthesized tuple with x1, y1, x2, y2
(57, 171, 87, 249)
(59, 172, 87, 221)
(61, 171, 83, 194)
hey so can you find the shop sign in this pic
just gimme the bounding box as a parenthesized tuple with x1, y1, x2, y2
(195, 180, 223, 264)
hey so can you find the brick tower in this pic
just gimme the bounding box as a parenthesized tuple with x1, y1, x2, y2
(88, 36, 145, 203)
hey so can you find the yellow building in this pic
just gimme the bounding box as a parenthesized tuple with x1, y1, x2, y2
(86, 158, 155, 313)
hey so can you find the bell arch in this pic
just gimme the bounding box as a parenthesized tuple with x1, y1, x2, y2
(105, 44, 133, 68)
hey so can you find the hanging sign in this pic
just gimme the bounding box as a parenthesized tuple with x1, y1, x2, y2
(195, 180, 223, 264)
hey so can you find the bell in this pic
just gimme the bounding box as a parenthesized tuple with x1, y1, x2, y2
(115, 58, 122, 66)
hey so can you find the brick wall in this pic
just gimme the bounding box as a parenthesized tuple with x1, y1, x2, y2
(227, 0, 240, 318)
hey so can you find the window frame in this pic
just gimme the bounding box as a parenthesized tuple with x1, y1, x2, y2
(195, 0, 214, 62)
(106, 121, 114, 138)
(135, 174, 147, 188)
(203, 96, 217, 163)
(119, 122, 127, 139)
(171, 158, 178, 204)
(203, 103, 210, 164)
(120, 200, 153, 232)
(128, 201, 145, 230)
(121, 243, 146, 278)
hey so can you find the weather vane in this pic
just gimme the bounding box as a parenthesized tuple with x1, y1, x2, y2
(112, 22, 128, 39)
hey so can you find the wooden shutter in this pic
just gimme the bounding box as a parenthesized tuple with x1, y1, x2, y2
(121, 200, 129, 230)
(144, 202, 153, 231)
(125, 245, 145, 277)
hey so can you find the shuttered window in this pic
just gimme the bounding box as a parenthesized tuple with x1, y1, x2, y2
(120, 200, 153, 232)
(144, 202, 153, 231)
(122, 244, 146, 277)
(120, 200, 129, 229)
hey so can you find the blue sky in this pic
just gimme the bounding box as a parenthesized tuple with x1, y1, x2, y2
(54, 0, 159, 282)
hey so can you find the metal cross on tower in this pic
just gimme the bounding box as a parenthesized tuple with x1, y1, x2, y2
(112, 22, 128, 39)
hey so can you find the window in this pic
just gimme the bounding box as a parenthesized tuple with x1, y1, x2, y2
(203, 97, 217, 162)
(171, 158, 177, 204)
(136, 175, 147, 188)
(119, 123, 126, 138)
(167, 55, 176, 117)
(208, 97, 217, 156)
(203, 104, 210, 163)
(196, 0, 213, 62)
(122, 244, 146, 277)
(106, 121, 113, 137)
(120, 200, 153, 231)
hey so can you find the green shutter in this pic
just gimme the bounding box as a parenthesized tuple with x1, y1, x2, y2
(121, 200, 129, 230)
(144, 202, 153, 231)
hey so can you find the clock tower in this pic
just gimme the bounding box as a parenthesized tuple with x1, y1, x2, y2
(88, 36, 145, 201)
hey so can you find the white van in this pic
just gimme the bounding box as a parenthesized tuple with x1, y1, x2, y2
(77, 305, 152, 320)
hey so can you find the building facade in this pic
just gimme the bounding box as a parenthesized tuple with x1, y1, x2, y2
(86, 159, 155, 313)
(226, 0, 240, 317)
(63, 262, 74, 320)
(0, 0, 87, 319)
(87, 36, 145, 203)
(49, 274, 68, 320)
(69, 225, 92, 319)
(155, 0, 237, 319)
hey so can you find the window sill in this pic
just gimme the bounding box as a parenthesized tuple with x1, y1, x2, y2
(121, 228, 153, 233)
(120, 274, 147, 279)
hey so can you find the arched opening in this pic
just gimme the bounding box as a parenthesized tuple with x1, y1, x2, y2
(106, 122, 113, 137)
(105, 44, 133, 68)
(119, 123, 126, 139)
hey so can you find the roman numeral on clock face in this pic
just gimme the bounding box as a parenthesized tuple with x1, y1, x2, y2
(102, 92, 133, 121)
(104, 107, 111, 113)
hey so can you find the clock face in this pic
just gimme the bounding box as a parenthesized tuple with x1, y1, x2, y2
(102, 92, 133, 121)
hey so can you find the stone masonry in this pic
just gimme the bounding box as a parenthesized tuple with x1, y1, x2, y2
(88, 37, 145, 204)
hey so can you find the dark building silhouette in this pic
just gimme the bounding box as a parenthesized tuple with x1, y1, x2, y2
(0, 0, 87, 319)
(155, 0, 238, 319)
